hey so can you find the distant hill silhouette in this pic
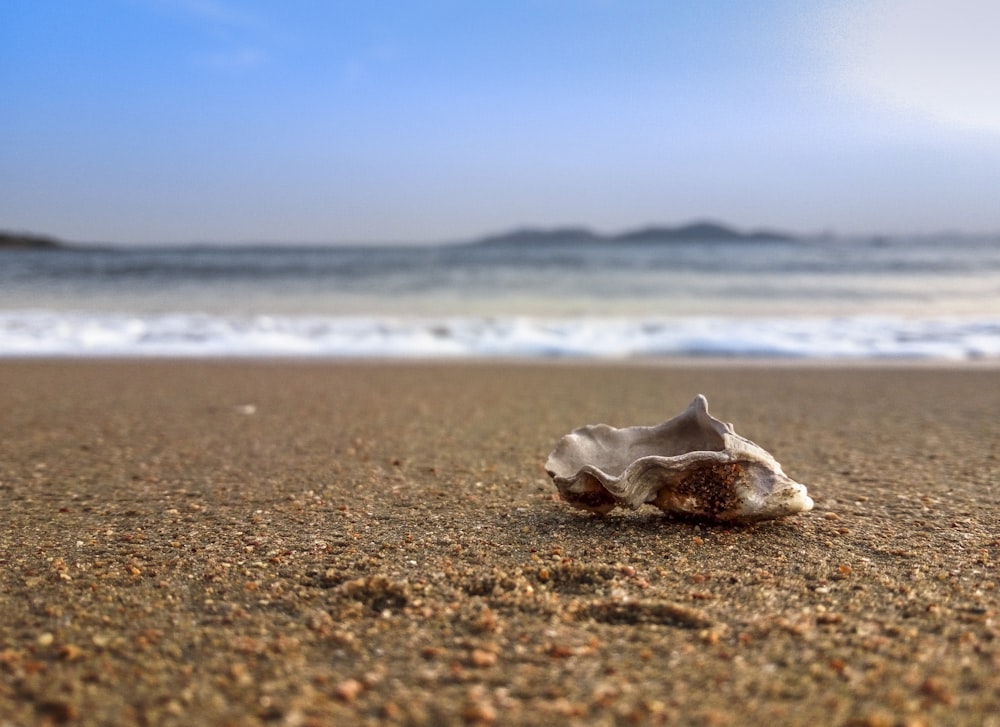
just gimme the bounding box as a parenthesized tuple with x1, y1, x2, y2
(470, 221, 796, 246)
(472, 227, 603, 246)
(615, 222, 795, 242)
(0, 231, 65, 250)
(2, 222, 800, 249)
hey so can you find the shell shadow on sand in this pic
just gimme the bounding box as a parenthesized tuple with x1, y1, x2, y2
(545, 395, 813, 524)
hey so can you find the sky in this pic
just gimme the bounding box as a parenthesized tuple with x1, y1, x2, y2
(2, 0, 1000, 244)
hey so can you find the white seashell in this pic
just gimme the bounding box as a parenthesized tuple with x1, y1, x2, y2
(545, 395, 813, 523)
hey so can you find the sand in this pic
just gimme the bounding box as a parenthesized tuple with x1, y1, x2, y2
(1, 360, 998, 726)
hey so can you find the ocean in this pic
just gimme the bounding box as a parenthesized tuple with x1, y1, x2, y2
(3, 234, 1000, 360)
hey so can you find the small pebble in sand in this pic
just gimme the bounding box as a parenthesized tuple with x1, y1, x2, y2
(470, 649, 498, 667)
(58, 644, 84, 661)
(334, 678, 363, 702)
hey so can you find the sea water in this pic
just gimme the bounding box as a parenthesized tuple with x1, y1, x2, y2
(2, 235, 1000, 359)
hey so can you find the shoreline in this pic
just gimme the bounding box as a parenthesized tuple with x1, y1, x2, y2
(5, 353, 1000, 368)
(3, 309, 1000, 361)
(2, 360, 998, 725)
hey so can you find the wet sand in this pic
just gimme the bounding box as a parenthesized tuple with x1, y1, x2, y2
(1, 360, 998, 726)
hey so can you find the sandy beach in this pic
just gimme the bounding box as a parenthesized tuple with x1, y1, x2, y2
(1, 360, 998, 726)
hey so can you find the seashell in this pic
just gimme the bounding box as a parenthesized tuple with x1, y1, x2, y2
(545, 395, 813, 523)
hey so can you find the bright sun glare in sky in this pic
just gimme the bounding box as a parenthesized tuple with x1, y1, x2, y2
(825, 0, 1000, 133)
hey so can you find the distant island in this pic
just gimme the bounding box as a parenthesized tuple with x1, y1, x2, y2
(0, 231, 65, 250)
(4, 223, 998, 249)
(470, 221, 797, 246)
(2, 222, 796, 250)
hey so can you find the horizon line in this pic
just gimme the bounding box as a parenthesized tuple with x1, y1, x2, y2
(4, 222, 1000, 249)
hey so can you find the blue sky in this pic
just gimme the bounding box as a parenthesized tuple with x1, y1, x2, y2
(2, 0, 999, 244)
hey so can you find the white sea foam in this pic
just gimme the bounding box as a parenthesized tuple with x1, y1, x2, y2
(2, 311, 999, 360)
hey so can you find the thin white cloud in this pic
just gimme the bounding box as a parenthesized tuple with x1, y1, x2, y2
(340, 44, 400, 88)
(821, 0, 1000, 133)
(143, 0, 256, 26)
(132, 0, 275, 69)
(178, 0, 248, 23)
(194, 47, 267, 70)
